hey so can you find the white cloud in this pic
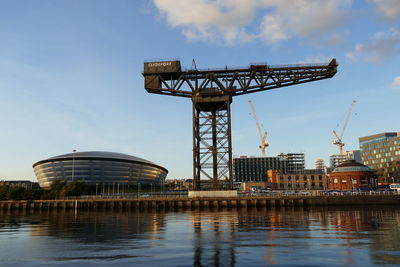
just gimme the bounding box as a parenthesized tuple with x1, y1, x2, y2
(371, 0, 400, 20)
(346, 29, 400, 63)
(153, 0, 258, 44)
(258, 0, 351, 44)
(259, 14, 288, 44)
(393, 76, 400, 86)
(153, 0, 352, 45)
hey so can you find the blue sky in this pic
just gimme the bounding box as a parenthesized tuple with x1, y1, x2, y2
(0, 0, 399, 181)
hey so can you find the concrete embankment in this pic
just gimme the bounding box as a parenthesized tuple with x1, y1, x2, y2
(1, 194, 400, 211)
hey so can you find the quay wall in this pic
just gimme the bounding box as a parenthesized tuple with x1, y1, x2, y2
(1, 194, 400, 211)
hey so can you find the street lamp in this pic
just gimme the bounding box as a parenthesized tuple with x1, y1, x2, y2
(72, 149, 76, 182)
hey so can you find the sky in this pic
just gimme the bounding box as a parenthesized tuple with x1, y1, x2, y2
(0, 0, 399, 181)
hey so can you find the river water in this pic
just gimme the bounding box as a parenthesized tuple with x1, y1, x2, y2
(0, 206, 400, 266)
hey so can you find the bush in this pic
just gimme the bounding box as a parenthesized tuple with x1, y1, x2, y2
(5, 187, 26, 200)
(24, 188, 43, 200)
(0, 181, 96, 200)
(0, 186, 10, 200)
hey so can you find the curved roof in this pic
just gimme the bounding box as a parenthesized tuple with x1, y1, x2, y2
(33, 151, 167, 172)
(332, 160, 372, 173)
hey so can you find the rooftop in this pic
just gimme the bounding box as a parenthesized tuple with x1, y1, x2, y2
(332, 160, 372, 173)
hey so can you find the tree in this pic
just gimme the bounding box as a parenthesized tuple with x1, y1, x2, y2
(6, 187, 26, 200)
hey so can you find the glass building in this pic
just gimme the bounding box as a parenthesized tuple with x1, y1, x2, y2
(359, 132, 400, 186)
(33, 151, 168, 189)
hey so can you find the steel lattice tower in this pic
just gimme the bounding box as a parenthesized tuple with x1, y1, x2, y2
(142, 59, 338, 190)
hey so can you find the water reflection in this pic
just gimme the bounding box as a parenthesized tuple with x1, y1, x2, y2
(187, 207, 400, 266)
(0, 207, 400, 266)
(0, 209, 167, 243)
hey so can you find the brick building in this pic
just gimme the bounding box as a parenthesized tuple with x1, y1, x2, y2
(328, 160, 375, 190)
(267, 169, 328, 190)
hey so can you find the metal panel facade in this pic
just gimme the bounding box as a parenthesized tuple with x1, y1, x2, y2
(33, 152, 168, 188)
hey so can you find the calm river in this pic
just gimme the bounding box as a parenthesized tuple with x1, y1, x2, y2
(1, 207, 400, 266)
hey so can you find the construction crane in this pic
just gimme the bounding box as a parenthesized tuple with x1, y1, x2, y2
(143, 59, 338, 190)
(248, 100, 269, 157)
(333, 100, 357, 156)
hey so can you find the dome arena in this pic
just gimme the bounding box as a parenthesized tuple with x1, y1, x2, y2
(33, 151, 168, 189)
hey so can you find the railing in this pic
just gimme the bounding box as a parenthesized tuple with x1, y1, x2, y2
(58, 190, 400, 200)
(240, 191, 400, 197)
(60, 193, 189, 200)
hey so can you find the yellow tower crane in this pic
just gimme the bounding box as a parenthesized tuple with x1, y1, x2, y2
(333, 100, 357, 156)
(248, 100, 269, 157)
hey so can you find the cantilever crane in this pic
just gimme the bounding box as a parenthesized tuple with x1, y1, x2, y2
(143, 59, 338, 190)
(333, 100, 357, 156)
(248, 100, 269, 157)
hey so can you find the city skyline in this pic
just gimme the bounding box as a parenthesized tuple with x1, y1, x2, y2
(0, 0, 399, 180)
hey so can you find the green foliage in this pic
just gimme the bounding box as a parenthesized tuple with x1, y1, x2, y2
(0, 181, 96, 200)
(50, 180, 66, 191)
(24, 188, 43, 200)
(6, 187, 25, 200)
(59, 181, 95, 197)
(0, 185, 10, 200)
(0, 185, 45, 200)
(40, 190, 57, 200)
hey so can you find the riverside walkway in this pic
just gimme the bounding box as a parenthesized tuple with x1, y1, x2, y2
(1, 191, 400, 211)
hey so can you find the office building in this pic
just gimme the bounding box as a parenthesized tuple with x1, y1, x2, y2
(346, 150, 362, 163)
(315, 158, 325, 170)
(329, 150, 361, 169)
(233, 156, 287, 182)
(233, 153, 305, 182)
(359, 132, 400, 187)
(278, 153, 305, 174)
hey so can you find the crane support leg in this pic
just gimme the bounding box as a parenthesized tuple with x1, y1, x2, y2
(192, 96, 232, 190)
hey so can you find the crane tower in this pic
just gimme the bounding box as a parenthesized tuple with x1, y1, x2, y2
(143, 59, 338, 190)
(248, 100, 269, 157)
(332, 100, 357, 156)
